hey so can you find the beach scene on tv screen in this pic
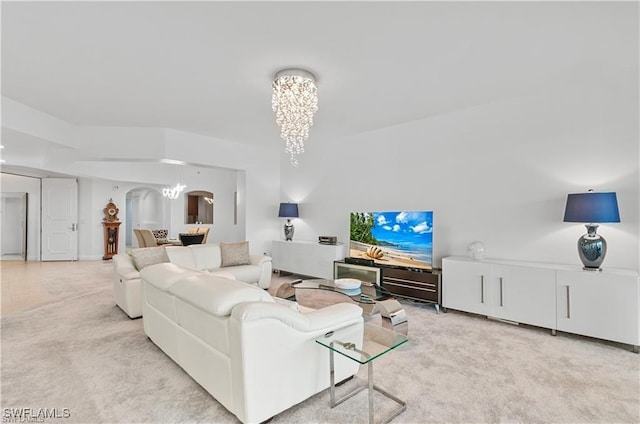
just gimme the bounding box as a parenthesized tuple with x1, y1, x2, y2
(349, 211, 433, 270)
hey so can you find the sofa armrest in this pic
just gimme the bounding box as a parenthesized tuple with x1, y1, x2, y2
(113, 254, 140, 281)
(231, 302, 362, 332)
(250, 254, 271, 266)
(250, 255, 273, 289)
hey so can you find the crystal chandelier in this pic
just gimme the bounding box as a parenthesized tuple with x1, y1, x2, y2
(162, 183, 186, 200)
(272, 68, 318, 166)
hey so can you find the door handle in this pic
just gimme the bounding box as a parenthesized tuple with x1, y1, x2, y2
(480, 275, 485, 303)
(499, 277, 504, 307)
(69, 223, 77, 231)
(566, 285, 571, 319)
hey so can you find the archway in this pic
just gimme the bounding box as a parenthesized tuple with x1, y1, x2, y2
(185, 190, 214, 225)
(125, 187, 164, 247)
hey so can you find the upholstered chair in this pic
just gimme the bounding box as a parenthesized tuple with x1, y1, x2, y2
(197, 227, 210, 243)
(139, 229, 158, 247)
(133, 229, 146, 248)
(151, 229, 169, 242)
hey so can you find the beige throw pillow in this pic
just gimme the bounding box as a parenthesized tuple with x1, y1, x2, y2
(130, 247, 170, 271)
(220, 242, 251, 267)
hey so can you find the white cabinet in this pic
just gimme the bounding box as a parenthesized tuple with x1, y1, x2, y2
(443, 256, 640, 349)
(442, 257, 556, 329)
(442, 259, 492, 316)
(556, 270, 639, 346)
(491, 264, 556, 329)
(271, 240, 345, 279)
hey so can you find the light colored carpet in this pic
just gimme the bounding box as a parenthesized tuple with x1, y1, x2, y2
(1, 264, 639, 423)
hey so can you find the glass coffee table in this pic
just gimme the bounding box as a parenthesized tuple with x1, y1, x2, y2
(315, 322, 408, 424)
(291, 279, 408, 328)
(290, 278, 392, 304)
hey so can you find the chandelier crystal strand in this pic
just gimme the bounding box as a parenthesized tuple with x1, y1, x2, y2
(272, 70, 318, 166)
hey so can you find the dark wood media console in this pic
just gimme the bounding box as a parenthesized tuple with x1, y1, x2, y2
(381, 267, 442, 313)
(334, 260, 442, 313)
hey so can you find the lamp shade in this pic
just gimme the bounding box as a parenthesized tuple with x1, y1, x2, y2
(563, 192, 620, 223)
(278, 203, 299, 218)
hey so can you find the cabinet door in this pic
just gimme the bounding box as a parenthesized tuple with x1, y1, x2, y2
(556, 270, 639, 345)
(491, 265, 556, 329)
(442, 258, 492, 315)
(334, 262, 380, 284)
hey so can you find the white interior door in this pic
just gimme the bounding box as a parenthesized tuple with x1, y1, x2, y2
(41, 178, 78, 261)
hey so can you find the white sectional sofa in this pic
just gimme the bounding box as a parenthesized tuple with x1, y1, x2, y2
(141, 262, 364, 424)
(113, 242, 272, 318)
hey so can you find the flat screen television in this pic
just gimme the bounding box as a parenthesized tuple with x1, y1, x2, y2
(349, 211, 433, 271)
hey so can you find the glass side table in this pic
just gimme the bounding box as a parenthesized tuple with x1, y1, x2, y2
(315, 323, 408, 424)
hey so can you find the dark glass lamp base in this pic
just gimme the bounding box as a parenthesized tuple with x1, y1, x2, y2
(577, 224, 607, 271)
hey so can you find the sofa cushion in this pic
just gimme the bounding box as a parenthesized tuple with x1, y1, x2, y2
(231, 302, 363, 332)
(213, 264, 260, 285)
(141, 262, 201, 291)
(168, 274, 274, 316)
(173, 297, 231, 355)
(220, 242, 251, 267)
(130, 247, 170, 271)
(206, 270, 236, 280)
(189, 244, 222, 270)
(165, 246, 198, 270)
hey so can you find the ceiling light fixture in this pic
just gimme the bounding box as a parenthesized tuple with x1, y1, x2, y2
(272, 68, 318, 167)
(162, 183, 186, 200)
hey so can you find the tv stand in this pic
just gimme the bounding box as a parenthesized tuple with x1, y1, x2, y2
(334, 260, 442, 313)
(381, 266, 442, 313)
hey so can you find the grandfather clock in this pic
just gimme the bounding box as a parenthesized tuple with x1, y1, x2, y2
(103, 199, 121, 260)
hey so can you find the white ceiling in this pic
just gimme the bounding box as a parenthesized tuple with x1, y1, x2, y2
(2, 1, 637, 148)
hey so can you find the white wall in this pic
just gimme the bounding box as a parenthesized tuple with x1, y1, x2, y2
(67, 129, 279, 256)
(1, 196, 24, 254)
(281, 73, 639, 271)
(165, 165, 244, 244)
(75, 168, 245, 260)
(2, 95, 282, 260)
(2, 97, 76, 149)
(78, 177, 124, 260)
(0, 173, 41, 260)
(163, 129, 280, 255)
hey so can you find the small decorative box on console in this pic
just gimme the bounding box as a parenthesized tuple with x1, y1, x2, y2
(318, 236, 337, 245)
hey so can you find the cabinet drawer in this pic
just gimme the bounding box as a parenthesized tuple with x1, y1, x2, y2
(382, 278, 439, 303)
(383, 276, 437, 290)
(383, 267, 438, 284)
